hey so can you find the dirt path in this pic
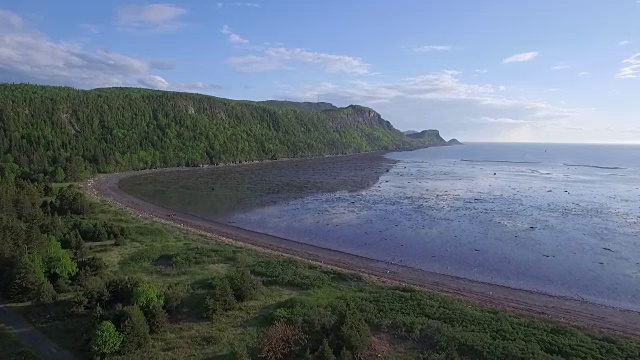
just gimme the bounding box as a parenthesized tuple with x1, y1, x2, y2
(0, 301, 76, 360)
(87, 170, 640, 338)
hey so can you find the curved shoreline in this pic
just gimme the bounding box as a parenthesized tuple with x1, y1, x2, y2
(85, 166, 640, 338)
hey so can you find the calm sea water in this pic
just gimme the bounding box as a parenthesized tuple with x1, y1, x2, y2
(125, 143, 640, 310)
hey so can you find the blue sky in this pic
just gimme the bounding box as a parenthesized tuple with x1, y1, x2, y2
(1, 1, 639, 143)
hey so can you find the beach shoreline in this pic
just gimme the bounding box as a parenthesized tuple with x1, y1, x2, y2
(85, 156, 640, 338)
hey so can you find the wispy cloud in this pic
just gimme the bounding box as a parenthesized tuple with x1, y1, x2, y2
(221, 24, 249, 44)
(278, 70, 584, 121)
(615, 53, 640, 78)
(619, 40, 631, 46)
(413, 45, 452, 53)
(79, 23, 99, 34)
(502, 51, 539, 63)
(577, 72, 589, 76)
(226, 47, 371, 74)
(116, 4, 187, 33)
(551, 64, 570, 70)
(216, 2, 260, 8)
(138, 75, 220, 92)
(0, 10, 211, 91)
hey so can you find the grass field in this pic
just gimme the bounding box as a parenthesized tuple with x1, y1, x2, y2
(10, 199, 640, 359)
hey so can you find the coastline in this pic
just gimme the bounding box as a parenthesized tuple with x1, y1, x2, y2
(85, 156, 640, 338)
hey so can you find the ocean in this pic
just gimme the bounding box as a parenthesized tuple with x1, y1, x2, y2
(121, 143, 640, 310)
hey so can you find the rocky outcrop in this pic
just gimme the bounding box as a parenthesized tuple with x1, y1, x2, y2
(405, 129, 448, 145)
(447, 138, 463, 145)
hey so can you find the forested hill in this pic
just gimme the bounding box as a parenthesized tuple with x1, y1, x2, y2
(0, 84, 414, 181)
(256, 100, 338, 112)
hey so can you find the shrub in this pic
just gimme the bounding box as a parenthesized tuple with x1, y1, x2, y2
(35, 278, 57, 304)
(132, 281, 164, 310)
(231, 344, 251, 360)
(204, 277, 236, 320)
(259, 321, 306, 360)
(91, 320, 123, 358)
(337, 348, 352, 360)
(106, 276, 139, 306)
(315, 339, 336, 360)
(144, 303, 168, 334)
(44, 236, 78, 279)
(337, 307, 370, 354)
(76, 276, 109, 311)
(115, 305, 150, 353)
(163, 282, 189, 313)
(77, 256, 109, 278)
(227, 267, 260, 302)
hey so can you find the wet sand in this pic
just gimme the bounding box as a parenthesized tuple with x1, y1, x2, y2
(86, 153, 640, 338)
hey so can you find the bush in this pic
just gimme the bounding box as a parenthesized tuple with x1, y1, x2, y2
(227, 267, 260, 302)
(76, 276, 109, 311)
(114, 235, 127, 246)
(77, 256, 109, 278)
(259, 321, 306, 360)
(337, 348, 352, 360)
(163, 282, 189, 313)
(106, 276, 139, 307)
(337, 306, 370, 354)
(91, 320, 123, 358)
(132, 281, 164, 310)
(315, 339, 336, 360)
(144, 303, 168, 334)
(204, 277, 236, 320)
(35, 279, 57, 304)
(115, 305, 150, 353)
(231, 344, 251, 360)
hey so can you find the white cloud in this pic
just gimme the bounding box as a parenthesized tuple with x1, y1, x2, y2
(413, 45, 452, 53)
(226, 55, 283, 72)
(577, 71, 589, 76)
(276, 70, 588, 135)
(502, 51, 539, 63)
(551, 65, 570, 70)
(226, 47, 371, 74)
(216, 2, 260, 8)
(138, 74, 170, 89)
(0, 10, 211, 92)
(615, 53, 640, 78)
(619, 40, 631, 46)
(80, 23, 99, 34)
(116, 4, 187, 33)
(475, 69, 488, 74)
(228, 33, 249, 44)
(468, 117, 530, 124)
(221, 24, 249, 44)
(138, 76, 221, 92)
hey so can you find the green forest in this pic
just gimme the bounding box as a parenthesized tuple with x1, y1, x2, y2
(0, 84, 418, 182)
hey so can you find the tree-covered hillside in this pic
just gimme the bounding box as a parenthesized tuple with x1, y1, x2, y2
(256, 100, 338, 112)
(0, 84, 413, 181)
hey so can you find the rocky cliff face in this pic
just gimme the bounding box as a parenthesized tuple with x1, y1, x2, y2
(405, 129, 448, 145)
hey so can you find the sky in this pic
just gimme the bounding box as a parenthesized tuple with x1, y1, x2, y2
(1, 1, 639, 143)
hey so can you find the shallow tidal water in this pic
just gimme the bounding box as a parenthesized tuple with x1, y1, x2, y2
(121, 143, 640, 310)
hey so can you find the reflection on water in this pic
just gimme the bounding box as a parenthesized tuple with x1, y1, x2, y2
(121, 143, 640, 311)
(120, 152, 396, 217)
